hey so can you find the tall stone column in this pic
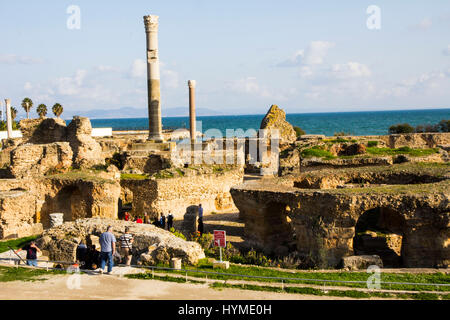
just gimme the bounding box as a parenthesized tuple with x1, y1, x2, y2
(188, 80, 196, 142)
(5, 99, 13, 138)
(144, 15, 163, 142)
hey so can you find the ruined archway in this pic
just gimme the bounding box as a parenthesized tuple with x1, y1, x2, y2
(42, 185, 86, 228)
(353, 207, 406, 267)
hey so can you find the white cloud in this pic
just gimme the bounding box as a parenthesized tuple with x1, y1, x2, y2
(55, 69, 87, 95)
(303, 41, 335, 66)
(130, 59, 147, 78)
(226, 77, 296, 101)
(0, 54, 44, 65)
(277, 41, 334, 68)
(383, 70, 448, 97)
(330, 62, 371, 79)
(161, 69, 179, 89)
(277, 50, 304, 67)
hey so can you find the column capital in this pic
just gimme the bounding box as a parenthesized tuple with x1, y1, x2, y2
(188, 80, 196, 88)
(144, 15, 159, 32)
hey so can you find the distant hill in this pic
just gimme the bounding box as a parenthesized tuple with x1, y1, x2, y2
(64, 107, 225, 119)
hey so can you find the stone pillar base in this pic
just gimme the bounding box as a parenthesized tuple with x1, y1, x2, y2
(170, 257, 182, 270)
(213, 260, 230, 269)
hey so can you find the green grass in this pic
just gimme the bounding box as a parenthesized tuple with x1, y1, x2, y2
(126, 273, 203, 284)
(175, 168, 185, 176)
(0, 266, 65, 282)
(153, 170, 175, 179)
(366, 146, 439, 157)
(300, 147, 336, 160)
(0, 235, 39, 254)
(120, 173, 149, 180)
(126, 270, 449, 300)
(129, 260, 450, 292)
(46, 170, 114, 183)
(211, 282, 449, 300)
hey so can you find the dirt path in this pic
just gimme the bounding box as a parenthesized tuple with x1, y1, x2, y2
(0, 273, 352, 300)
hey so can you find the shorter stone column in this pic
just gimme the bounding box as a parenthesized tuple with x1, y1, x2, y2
(188, 80, 196, 142)
(49, 213, 64, 228)
(170, 257, 182, 270)
(5, 99, 12, 138)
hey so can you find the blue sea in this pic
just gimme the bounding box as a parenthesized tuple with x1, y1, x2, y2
(88, 109, 449, 137)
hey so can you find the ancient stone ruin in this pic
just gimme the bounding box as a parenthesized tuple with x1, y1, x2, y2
(231, 163, 450, 268)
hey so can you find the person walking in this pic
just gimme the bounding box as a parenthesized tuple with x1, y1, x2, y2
(198, 204, 204, 236)
(15, 240, 41, 267)
(143, 213, 150, 224)
(99, 226, 116, 274)
(167, 211, 174, 231)
(160, 213, 166, 229)
(119, 227, 133, 266)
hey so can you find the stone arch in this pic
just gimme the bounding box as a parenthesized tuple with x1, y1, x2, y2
(353, 207, 407, 267)
(253, 201, 295, 255)
(41, 185, 86, 228)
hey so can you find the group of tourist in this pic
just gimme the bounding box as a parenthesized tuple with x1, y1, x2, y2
(123, 211, 174, 231)
(15, 204, 205, 273)
(74, 225, 134, 274)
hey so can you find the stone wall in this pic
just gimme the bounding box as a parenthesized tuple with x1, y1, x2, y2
(121, 168, 244, 219)
(0, 190, 43, 239)
(9, 142, 73, 178)
(384, 133, 450, 149)
(0, 176, 121, 238)
(231, 180, 450, 268)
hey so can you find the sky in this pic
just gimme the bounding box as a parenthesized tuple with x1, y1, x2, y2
(0, 0, 449, 119)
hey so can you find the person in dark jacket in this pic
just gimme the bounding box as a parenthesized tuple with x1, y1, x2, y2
(160, 213, 166, 229)
(167, 212, 174, 230)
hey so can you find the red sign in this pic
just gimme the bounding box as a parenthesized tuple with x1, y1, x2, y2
(213, 230, 226, 248)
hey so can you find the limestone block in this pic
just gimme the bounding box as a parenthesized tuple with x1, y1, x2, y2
(170, 257, 182, 270)
(19, 118, 67, 144)
(213, 260, 230, 269)
(341, 255, 383, 271)
(9, 142, 73, 178)
(0, 190, 39, 239)
(260, 105, 297, 145)
(37, 218, 205, 265)
(49, 213, 64, 227)
(67, 116, 104, 169)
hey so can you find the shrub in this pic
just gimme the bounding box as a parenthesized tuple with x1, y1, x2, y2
(389, 123, 414, 134)
(293, 126, 305, 138)
(367, 141, 378, 147)
(334, 132, 351, 137)
(172, 229, 186, 241)
(300, 146, 336, 160)
(438, 120, 450, 132)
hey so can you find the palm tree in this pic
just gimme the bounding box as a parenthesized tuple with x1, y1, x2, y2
(21, 97, 33, 119)
(52, 103, 63, 118)
(11, 107, 17, 121)
(37, 104, 47, 119)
